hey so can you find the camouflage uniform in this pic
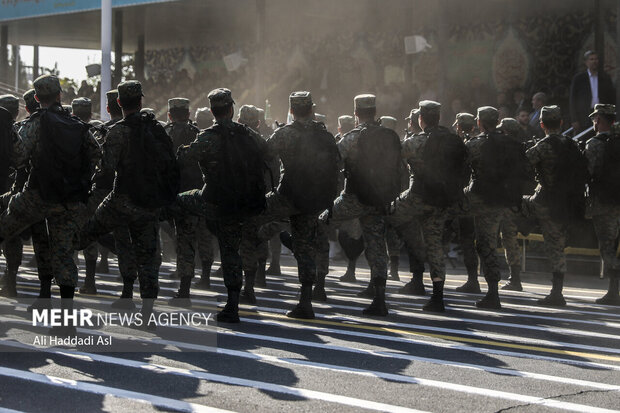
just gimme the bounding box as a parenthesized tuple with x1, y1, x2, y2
(0, 75, 100, 291)
(0, 96, 24, 294)
(585, 104, 620, 304)
(462, 107, 508, 309)
(452, 113, 480, 283)
(82, 81, 161, 300)
(165, 98, 215, 293)
(523, 106, 573, 306)
(176, 92, 268, 293)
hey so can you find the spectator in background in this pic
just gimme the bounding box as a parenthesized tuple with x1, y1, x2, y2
(516, 108, 538, 141)
(569, 50, 616, 133)
(529, 92, 547, 138)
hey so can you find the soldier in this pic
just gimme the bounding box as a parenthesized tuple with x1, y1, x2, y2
(79, 80, 178, 325)
(0, 95, 26, 298)
(380, 114, 406, 281)
(249, 91, 338, 317)
(462, 106, 528, 309)
(0, 75, 100, 335)
(97, 89, 137, 286)
(71, 97, 92, 122)
(23, 89, 40, 115)
(195, 107, 214, 129)
(176, 88, 268, 323)
(335, 115, 355, 141)
(405, 108, 422, 136)
(451, 113, 480, 294)
(585, 104, 620, 305)
(237, 104, 273, 298)
(379, 115, 398, 131)
(389, 101, 468, 312)
(165, 97, 214, 305)
(64, 96, 102, 295)
(524, 105, 587, 306)
(498, 118, 525, 291)
(319, 94, 401, 316)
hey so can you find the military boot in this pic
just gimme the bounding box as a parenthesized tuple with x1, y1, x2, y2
(49, 286, 76, 337)
(255, 259, 267, 288)
(265, 263, 281, 276)
(339, 260, 357, 282)
(423, 280, 446, 312)
(0, 267, 17, 297)
(356, 280, 375, 298)
(363, 278, 389, 316)
(398, 272, 426, 295)
(476, 279, 502, 309)
(389, 256, 400, 281)
(538, 272, 566, 306)
(96, 256, 110, 274)
(501, 265, 523, 291)
(595, 276, 620, 305)
(286, 283, 315, 319)
(312, 272, 328, 302)
(138, 299, 157, 331)
(168, 277, 193, 308)
(27, 277, 53, 313)
(216, 288, 241, 323)
(111, 277, 136, 310)
(455, 272, 481, 294)
(194, 261, 212, 289)
(241, 270, 257, 305)
(79, 259, 97, 295)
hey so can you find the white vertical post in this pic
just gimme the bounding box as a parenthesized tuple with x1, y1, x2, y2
(100, 0, 112, 120)
(13, 45, 18, 92)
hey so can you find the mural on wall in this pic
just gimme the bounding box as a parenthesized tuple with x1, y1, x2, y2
(492, 28, 529, 93)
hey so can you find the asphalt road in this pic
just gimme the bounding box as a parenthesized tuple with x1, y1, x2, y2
(0, 248, 619, 413)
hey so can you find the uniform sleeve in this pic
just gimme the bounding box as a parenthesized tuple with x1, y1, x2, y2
(400, 137, 416, 160)
(101, 125, 126, 174)
(14, 119, 39, 168)
(525, 140, 544, 167)
(584, 139, 603, 177)
(85, 131, 102, 174)
(178, 129, 216, 163)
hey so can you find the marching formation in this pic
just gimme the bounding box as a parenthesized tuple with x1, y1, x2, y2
(0, 74, 619, 335)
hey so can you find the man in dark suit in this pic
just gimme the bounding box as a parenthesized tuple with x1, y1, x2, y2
(528, 92, 546, 139)
(570, 50, 616, 133)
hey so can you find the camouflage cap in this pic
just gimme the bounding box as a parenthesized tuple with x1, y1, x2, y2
(0, 94, 19, 114)
(380, 115, 398, 131)
(23, 89, 37, 108)
(452, 112, 475, 128)
(405, 108, 420, 121)
(195, 106, 213, 122)
(589, 103, 616, 118)
(476, 106, 499, 123)
(71, 97, 92, 110)
(499, 117, 521, 135)
(208, 88, 234, 108)
(33, 74, 62, 97)
(315, 113, 327, 123)
(338, 115, 355, 128)
(289, 91, 312, 109)
(140, 108, 155, 116)
(354, 94, 376, 110)
(168, 97, 190, 111)
(238, 104, 260, 124)
(418, 100, 441, 116)
(62, 105, 72, 112)
(106, 89, 118, 103)
(256, 107, 266, 121)
(117, 80, 144, 101)
(540, 105, 561, 123)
